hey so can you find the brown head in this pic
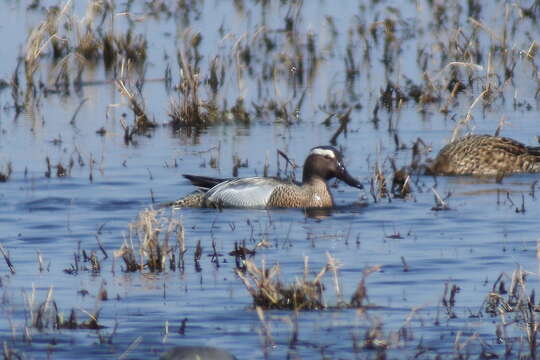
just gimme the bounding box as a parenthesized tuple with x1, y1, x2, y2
(302, 146, 363, 189)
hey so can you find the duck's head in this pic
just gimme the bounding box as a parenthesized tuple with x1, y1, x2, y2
(303, 146, 363, 189)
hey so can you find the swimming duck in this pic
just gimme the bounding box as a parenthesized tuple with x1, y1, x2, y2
(173, 146, 363, 208)
(427, 134, 540, 176)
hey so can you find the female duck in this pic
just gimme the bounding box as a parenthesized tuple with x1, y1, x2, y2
(427, 134, 540, 176)
(174, 146, 363, 209)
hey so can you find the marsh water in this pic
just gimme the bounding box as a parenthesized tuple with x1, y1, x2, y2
(1, 0, 540, 359)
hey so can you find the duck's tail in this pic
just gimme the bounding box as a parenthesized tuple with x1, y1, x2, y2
(527, 146, 540, 156)
(183, 174, 229, 189)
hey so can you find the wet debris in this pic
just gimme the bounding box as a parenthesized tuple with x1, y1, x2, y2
(400, 256, 409, 272)
(0, 243, 16, 274)
(194, 239, 202, 272)
(390, 159, 411, 198)
(483, 267, 540, 359)
(350, 265, 380, 308)
(24, 286, 105, 334)
(232, 154, 248, 177)
(371, 162, 389, 201)
(95, 126, 107, 136)
(379, 81, 408, 111)
(500, 191, 527, 213)
(441, 282, 460, 319)
(0, 161, 13, 182)
(229, 240, 269, 271)
(409, 138, 431, 172)
(431, 187, 451, 211)
(116, 76, 156, 134)
(63, 240, 104, 275)
(229, 242, 254, 271)
(369, 157, 414, 202)
(329, 108, 352, 146)
(208, 239, 222, 268)
(484, 268, 539, 316)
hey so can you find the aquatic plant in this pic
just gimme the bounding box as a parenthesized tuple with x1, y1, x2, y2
(115, 208, 185, 273)
(235, 257, 327, 310)
(236, 254, 379, 311)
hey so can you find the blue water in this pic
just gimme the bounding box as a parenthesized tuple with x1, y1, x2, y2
(1, 0, 540, 359)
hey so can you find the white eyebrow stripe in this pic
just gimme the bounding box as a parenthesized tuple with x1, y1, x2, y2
(310, 148, 336, 158)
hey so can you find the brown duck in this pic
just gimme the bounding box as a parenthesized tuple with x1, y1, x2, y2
(173, 146, 363, 208)
(427, 134, 540, 176)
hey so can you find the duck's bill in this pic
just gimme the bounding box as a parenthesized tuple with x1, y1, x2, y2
(338, 166, 364, 189)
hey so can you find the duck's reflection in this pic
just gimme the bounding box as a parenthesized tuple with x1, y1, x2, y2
(303, 202, 368, 219)
(304, 207, 333, 219)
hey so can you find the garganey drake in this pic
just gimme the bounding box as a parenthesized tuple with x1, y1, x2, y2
(173, 146, 363, 209)
(427, 134, 540, 176)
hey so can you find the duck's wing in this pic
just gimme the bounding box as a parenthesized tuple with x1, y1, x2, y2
(488, 137, 540, 163)
(183, 174, 230, 189)
(526, 146, 540, 157)
(204, 177, 285, 208)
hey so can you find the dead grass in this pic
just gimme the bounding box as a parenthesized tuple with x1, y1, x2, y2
(168, 48, 213, 129)
(75, 26, 101, 62)
(483, 267, 540, 359)
(115, 208, 185, 272)
(115, 67, 156, 137)
(16, 0, 150, 105)
(236, 257, 326, 310)
(236, 254, 380, 311)
(23, 286, 104, 334)
(115, 30, 147, 65)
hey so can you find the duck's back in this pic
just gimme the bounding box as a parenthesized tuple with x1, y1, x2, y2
(204, 177, 286, 208)
(430, 135, 540, 175)
(203, 177, 334, 208)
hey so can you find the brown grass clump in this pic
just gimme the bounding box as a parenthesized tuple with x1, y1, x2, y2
(236, 255, 379, 311)
(168, 46, 216, 130)
(115, 208, 185, 272)
(74, 1, 105, 64)
(24, 286, 104, 333)
(24, 23, 48, 90)
(75, 27, 101, 62)
(114, 30, 147, 65)
(390, 159, 411, 198)
(484, 267, 540, 359)
(45, 6, 69, 61)
(236, 257, 327, 310)
(116, 76, 156, 138)
(485, 268, 539, 315)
